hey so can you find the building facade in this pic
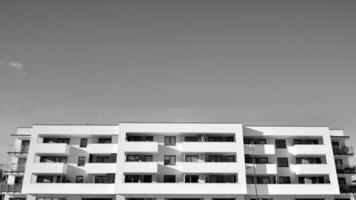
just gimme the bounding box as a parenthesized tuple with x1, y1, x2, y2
(0, 123, 355, 200)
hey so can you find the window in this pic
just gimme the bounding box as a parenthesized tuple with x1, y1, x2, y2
(257, 176, 273, 184)
(125, 175, 139, 183)
(125, 175, 151, 183)
(245, 156, 268, 164)
(207, 175, 237, 183)
(163, 175, 176, 183)
(164, 136, 176, 146)
(207, 136, 234, 142)
(246, 176, 255, 184)
(37, 175, 62, 183)
(277, 158, 289, 167)
(332, 141, 339, 147)
(77, 156, 86, 166)
(298, 176, 326, 184)
(127, 136, 154, 141)
(244, 139, 266, 144)
(185, 155, 199, 162)
(185, 175, 199, 183)
(76, 176, 84, 183)
(335, 159, 343, 169)
(278, 176, 291, 184)
(89, 154, 116, 163)
(338, 177, 346, 185)
(143, 175, 152, 183)
(206, 155, 235, 162)
(37, 198, 66, 200)
(40, 156, 67, 163)
(80, 138, 88, 147)
(126, 155, 153, 162)
(185, 136, 199, 142)
(296, 157, 322, 164)
(293, 139, 320, 145)
(94, 176, 107, 183)
(275, 139, 286, 148)
(164, 155, 176, 165)
(250, 199, 273, 200)
(98, 137, 112, 143)
(94, 174, 115, 183)
(43, 138, 70, 144)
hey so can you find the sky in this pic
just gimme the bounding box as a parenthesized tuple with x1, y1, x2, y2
(0, 0, 356, 163)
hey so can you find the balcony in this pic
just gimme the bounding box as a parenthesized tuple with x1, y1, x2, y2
(85, 163, 117, 174)
(181, 142, 237, 153)
(123, 142, 158, 153)
(245, 164, 277, 174)
(0, 184, 22, 193)
(180, 162, 239, 174)
(1, 164, 25, 174)
(117, 183, 246, 195)
(288, 144, 327, 155)
(22, 183, 115, 194)
(244, 144, 275, 155)
(31, 163, 68, 174)
(333, 146, 354, 156)
(291, 164, 329, 175)
(33, 143, 70, 155)
(247, 184, 338, 195)
(87, 144, 118, 154)
(122, 162, 157, 173)
(339, 185, 356, 193)
(7, 145, 29, 157)
(336, 165, 356, 174)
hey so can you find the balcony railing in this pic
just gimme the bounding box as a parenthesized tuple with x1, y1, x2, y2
(7, 145, 29, 155)
(0, 184, 22, 193)
(333, 146, 354, 155)
(336, 165, 356, 174)
(0, 163, 26, 174)
(339, 185, 356, 193)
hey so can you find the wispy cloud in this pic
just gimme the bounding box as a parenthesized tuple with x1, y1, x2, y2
(0, 61, 26, 77)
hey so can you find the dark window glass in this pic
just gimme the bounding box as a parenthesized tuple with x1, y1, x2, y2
(255, 157, 268, 164)
(246, 176, 254, 184)
(126, 155, 153, 162)
(207, 175, 237, 183)
(257, 176, 272, 184)
(98, 138, 112, 144)
(127, 136, 153, 141)
(207, 137, 222, 142)
(277, 158, 289, 167)
(76, 176, 84, 183)
(185, 136, 199, 142)
(164, 136, 176, 146)
(78, 156, 86, 166)
(125, 175, 139, 183)
(163, 175, 176, 183)
(164, 155, 176, 165)
(338, 177, 346, 185)
(296, 157, 323, 164)
(143, 175, 152, 183)
(40, 156, 67, 163)
(298, 176, 325, 184)
(185, 155, 199, 162)
(244, 139, 266, 144)
(185, 175, 199, 183)
(94, 176, 107, 183)
(275, 140, 286, 148)
(332, 141, 339, 147)
(43, 138, 70, 144)
(80, 138, 88, 148)
(278, 176, 291, 184)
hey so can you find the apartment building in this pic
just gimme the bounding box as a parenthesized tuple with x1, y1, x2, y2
(0, 123, 355, 200)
